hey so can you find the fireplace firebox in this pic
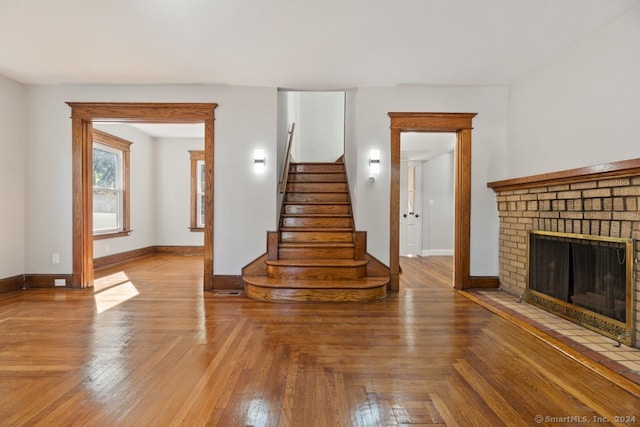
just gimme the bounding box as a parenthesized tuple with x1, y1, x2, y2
(527, 230, 635, 346)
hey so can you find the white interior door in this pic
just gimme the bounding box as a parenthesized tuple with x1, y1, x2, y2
(400, 161, 423, 256)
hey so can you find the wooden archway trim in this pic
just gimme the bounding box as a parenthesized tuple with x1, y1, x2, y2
(389, 112, 476, 290)
(68, 102, 217, 290)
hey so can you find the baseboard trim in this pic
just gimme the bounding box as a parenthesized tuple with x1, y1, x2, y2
(0, 275, 25, 293)
(155, 245, 204, 256)
(24, 274, 74, 289)
(468, 276, 499, 289)
(3, 246, 205, 292)
(421, 249, 454, 257)
(94, 246, 156, 270)
(213, 275, 245, 290)
(94, 245, 204, 270)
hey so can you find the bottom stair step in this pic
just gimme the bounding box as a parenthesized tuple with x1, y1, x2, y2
(243, 276, 389, 302)
(244, 276, 388, 289)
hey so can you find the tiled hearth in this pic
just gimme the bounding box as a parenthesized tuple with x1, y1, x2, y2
(464, 289, 640, 388)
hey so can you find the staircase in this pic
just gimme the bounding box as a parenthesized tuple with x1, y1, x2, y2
(242, 161, 389, 302)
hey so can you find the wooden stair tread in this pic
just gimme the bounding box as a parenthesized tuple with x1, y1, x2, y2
(244, 276, 388, 289)
(285, 201, 350, 205)
(292, 162, 344, 165)
(282, 214, 351, 218)
(288, 179, 347, 182)
(279, 242, 355, 248)
(286, 190, 349, 193)
(280, 227, 353, 232)
(290, 172, 345, 175)
(266, 259, 367, 267)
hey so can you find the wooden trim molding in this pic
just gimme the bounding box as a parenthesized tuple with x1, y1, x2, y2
(212, 275, 245, 290)
(487, 158, 640, 192)
(93, 247, 156, 270)
(468, 276, 500, 289)
(189, 150, 205, 231)
(94, 246, 205, 270)
(389, 112, 477, 291)
(65, 103, 216, 121)
(242, 253, 269, 276)
(68, 103, 217, 290)
(155, 246, 204, 256)
(93, 230, 133, 240)
(0, 275, 24, 293)
(24, 274, 73, 289)
(93, 129, 132, 238)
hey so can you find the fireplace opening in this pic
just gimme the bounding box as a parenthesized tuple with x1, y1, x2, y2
(527, 231, 635, 346)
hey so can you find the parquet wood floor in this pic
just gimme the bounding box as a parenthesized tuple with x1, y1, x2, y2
(0, 255, 638, 426)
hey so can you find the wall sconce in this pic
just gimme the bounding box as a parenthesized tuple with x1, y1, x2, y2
(369, 149, 380, 174)
(254, 149, 265, 173)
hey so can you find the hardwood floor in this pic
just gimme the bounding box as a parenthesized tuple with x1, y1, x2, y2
(0, 255, 638, 426)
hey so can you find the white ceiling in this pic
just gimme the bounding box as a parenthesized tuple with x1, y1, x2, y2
(1, 0, 637, 88)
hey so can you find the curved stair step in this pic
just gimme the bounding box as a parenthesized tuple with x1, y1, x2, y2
(243, 276, 389, 302)
(266, 259, 367, 280)
(266, 259, 366, 267)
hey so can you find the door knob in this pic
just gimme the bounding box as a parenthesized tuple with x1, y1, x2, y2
(403, 214, 407, 218)
(415, 214, 420, 218)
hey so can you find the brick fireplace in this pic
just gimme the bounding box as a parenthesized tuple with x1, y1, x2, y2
(488, 159, 640, 348)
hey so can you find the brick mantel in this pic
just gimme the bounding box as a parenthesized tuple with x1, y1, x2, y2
(487, 159, 640, 347)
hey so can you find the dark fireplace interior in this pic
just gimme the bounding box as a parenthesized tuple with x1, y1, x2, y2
(529, 233, 628, 323)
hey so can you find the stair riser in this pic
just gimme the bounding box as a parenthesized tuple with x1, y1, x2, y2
(287, 182, 348, 193)
(278, 247, 355, 259)
(281, 231, 354, 243)
(289, 173, 346, 182)
(281, 217, 352, 228)
(284, 204, 350, 214)
(286, 193, 349, 203)
(290, 164, 345, 173)
(267, 265, 366, 280)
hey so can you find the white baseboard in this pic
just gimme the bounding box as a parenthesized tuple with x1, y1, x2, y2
(421, 249, 454, 257)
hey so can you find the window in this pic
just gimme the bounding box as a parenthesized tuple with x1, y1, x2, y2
(189, 150, 205, 231)
(93, 129, 131, 239)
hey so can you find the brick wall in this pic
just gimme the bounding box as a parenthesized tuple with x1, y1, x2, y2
(493, 177, 640, 346)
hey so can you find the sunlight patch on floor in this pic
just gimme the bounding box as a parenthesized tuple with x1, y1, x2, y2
(94, 271, 139, 313)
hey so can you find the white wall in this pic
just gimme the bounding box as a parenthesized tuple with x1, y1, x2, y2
(155, 137, 205, 246)
(92, 123, 156, 258)
(16, 81, 510, 278)
(0, 75, 25, 278)
(508, 3, 640, 177)
(354, 85, 509, 276)
(422, 151, 455, 255)
(297, 92, 345, 162)
(277, 91, 291, 215)
(282, 91, 345, 163)
(23, 84, 277, 275)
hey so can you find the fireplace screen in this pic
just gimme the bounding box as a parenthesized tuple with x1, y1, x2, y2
(528, 231, 634, 344)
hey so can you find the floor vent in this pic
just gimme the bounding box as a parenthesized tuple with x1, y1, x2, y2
(214, 290, 243, 297)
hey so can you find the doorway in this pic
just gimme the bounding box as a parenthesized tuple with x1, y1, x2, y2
(400, 160, 423, 257)
(68, 103, 217, 290)
(400, 132, 456, 258)
(389, 112, 476, 291)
